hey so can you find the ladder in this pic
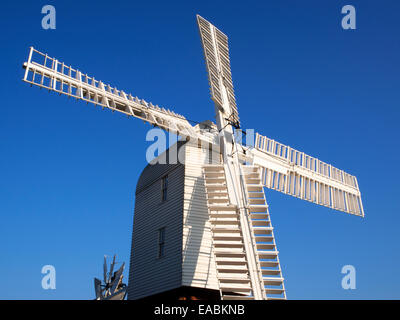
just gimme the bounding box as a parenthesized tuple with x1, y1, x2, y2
(203, 165, 255, 300)
(203, 164, 287, 300)
(241, 165, 287, 300)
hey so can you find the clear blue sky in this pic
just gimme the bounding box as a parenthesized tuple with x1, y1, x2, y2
(0, 0, 399, 299)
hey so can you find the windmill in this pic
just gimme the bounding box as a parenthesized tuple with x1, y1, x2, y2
(94, 255, 127, 300)
(21, 15, 364, 300)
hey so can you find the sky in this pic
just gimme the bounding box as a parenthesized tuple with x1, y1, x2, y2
(0, 0, 399, 299)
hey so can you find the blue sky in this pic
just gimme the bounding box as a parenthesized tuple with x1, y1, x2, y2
(0, 0, 399, 299)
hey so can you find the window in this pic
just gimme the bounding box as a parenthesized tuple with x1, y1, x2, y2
(161, 175, 168, 202)
(158, 227, 165, 258)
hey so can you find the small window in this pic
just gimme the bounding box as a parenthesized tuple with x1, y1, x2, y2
(161, 175, 168, 202)
(158, 227, 165, 258)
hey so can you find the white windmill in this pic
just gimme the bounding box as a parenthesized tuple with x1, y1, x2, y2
(22, 15, 364, 301)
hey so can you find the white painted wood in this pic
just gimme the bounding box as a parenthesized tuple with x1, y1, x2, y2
(22, 47, 206, 144)
(127, 144, 185, 300)
(251, 133, 364, 217)
(182, 142, 220, 290)
(197, 15, 239, 126)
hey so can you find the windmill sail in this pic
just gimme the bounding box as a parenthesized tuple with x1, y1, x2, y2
(94, 278, 102, 300)
(251, 133, 364, 217)
(110, 262, 125, 294)
(95, 255, 127, 300)
(197, 15, 239, 126)
(22, 47, 200, 141)
(108, 255, 116, 283)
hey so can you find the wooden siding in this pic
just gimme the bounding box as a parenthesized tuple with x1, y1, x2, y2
(128, 140, 222, 299)
(182, 142, 220, 290)
(127, 142, 185, 300)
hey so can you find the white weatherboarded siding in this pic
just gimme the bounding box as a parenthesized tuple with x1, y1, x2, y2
(128, 141, 221, 299)
(127, 143, 185, 300)
(182, 142, 220, 290)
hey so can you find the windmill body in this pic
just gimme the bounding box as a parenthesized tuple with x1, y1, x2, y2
(127, 137, 287, 300)
(21, 15, 364, 300)
(128, 140, 221, 300)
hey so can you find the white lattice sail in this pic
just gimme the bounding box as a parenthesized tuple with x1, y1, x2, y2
(22, 47, 199, 140)
(197, 15, 239, 126)
(252, 133, 364, 216)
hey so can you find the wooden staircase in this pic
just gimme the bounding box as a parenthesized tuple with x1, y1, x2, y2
(203, 164, 287, 300)
(242, 165, 287, 300)
(203, 165, 255, 300)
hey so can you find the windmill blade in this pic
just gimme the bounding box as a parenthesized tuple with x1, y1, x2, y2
(22, 47, 203, 142)
(249, 133, 364, 217)
(108, 254, 116, 284)
(94, 278, 102, 300)
(103, 255, 108, 284)
(110, 262, 125, 294)
(197, 15, 239, 126)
